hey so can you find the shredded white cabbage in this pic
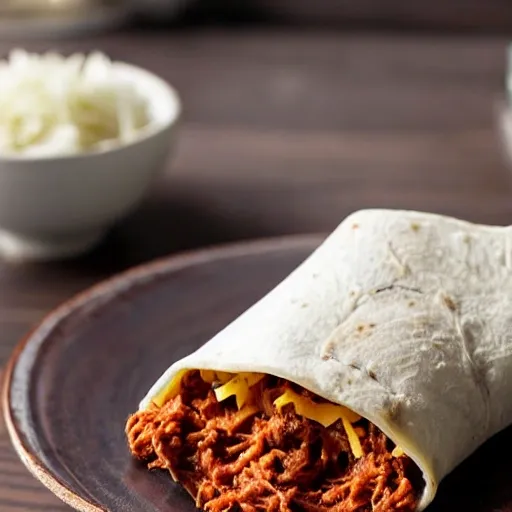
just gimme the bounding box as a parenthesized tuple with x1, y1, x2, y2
(0, 49, 150, 157)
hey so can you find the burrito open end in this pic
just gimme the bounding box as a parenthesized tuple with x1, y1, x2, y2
(127, 370, 423, 512)
(127, 209, 512, 511)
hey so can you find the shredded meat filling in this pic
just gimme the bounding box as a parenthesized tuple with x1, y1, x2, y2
(126, 371, 422, 512)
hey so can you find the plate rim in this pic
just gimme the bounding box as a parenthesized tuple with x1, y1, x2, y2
(1, 233, 324, 512)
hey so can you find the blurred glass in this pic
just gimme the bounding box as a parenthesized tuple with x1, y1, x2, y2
(0, 0, 129, 37)
(499, 45, 512, 168)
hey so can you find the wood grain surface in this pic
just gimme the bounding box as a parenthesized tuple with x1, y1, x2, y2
(1, 28, 512, 510)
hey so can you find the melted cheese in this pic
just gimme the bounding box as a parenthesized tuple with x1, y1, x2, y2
(238, 372, 265, 387)
(152, 370, 365, 459)
(214, 372, 265, 409)
(273, 388, 361, 426)
(215, 375, 250, 408)
(392, 446, 405, 458)
(342, 418, 363, 458)
(152, 369, 188, 407)
(200, 370, 232, 385)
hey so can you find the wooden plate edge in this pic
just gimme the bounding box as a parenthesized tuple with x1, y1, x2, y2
(1, 233, 323, 511)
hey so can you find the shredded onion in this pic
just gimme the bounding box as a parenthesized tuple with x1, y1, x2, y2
(0, 49, 150, 157)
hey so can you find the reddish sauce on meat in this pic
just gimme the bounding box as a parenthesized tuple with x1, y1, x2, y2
(126, 371, 423, 512)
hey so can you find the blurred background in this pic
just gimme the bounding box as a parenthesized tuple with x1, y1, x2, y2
(0, 0, 511, 266)
(1, 1, 512, 510)
(4, 0, 512, 32)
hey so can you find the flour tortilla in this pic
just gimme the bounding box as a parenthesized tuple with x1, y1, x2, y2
(139, 209, 512, 510)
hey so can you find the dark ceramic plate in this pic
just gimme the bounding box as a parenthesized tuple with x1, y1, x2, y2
(3, 236, 512, 512)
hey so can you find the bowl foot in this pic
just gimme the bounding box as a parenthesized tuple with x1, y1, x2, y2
(0, 228, 106, 262)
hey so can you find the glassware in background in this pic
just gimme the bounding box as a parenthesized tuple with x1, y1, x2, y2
(498, 45, 512, 166)
(0, 0, 130, 38)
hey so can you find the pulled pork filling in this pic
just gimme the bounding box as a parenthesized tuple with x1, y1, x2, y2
(126, 371, 423, 512)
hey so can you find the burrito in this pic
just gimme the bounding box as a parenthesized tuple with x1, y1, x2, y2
(126, 209, 512, 511)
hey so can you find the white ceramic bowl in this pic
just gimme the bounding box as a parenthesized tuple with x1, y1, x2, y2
(0, 62, 181, 262)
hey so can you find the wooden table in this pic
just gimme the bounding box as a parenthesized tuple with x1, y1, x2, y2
(1, 29, 511, 510)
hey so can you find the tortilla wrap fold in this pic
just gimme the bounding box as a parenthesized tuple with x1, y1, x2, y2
(139, 209, 512, 510)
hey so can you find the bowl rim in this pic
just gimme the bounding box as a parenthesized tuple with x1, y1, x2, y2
(0, 59, 182, 164)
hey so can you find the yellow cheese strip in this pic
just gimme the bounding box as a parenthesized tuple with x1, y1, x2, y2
(216, 371, 233, 383)
(152, 369, 188, 407)
(342, 417, 363, 459)
(215, 375, 250, 409)
(238, 372, 265, 387)
(200, 370, 233, 384)
(392, 446, 405, 458)
(273, 388, 361, 426)
(214, 372, 266, 409)
(200, 370, 216, 383)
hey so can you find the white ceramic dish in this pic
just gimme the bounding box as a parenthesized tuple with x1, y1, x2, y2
(0, 62, 181, 262)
